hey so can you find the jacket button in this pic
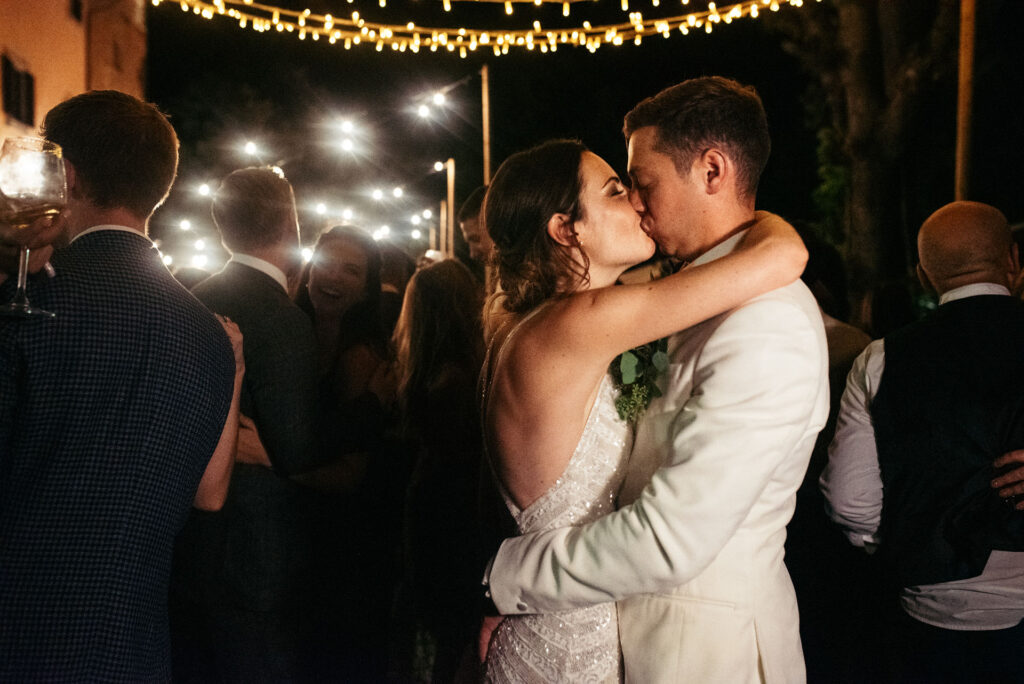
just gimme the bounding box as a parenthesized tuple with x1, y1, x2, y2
(516, 601, 528, 611)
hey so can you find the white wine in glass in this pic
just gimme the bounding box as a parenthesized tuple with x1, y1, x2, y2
(0, 137, 67, 317)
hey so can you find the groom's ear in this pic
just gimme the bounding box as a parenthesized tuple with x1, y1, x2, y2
(699, 148, 728, 196)
(546, 213, 578, 248)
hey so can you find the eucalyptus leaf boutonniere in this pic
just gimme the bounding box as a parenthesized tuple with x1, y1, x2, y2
(610, 338, 669, 423)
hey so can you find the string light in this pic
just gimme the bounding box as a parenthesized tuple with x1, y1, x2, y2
(151, 0, 817, 56)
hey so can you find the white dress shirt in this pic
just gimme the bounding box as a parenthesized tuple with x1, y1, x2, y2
(821, 282, 1024, 630)
(229, 253, 288, 293)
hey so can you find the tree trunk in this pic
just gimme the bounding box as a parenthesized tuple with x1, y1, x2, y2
(770, 0, 959, 323)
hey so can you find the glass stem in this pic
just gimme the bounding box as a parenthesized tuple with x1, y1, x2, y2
(13, 247, 30, 306)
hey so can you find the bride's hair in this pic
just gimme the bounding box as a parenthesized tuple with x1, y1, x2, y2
(484, 139, 591, 315)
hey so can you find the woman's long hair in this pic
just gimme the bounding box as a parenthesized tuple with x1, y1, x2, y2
(484, 139, 591, 316)
(392, 259, 484, 427)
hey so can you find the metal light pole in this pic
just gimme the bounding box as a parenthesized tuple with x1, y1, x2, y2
(955, 0, 975, 200)
(442, 157, 454, 255)
(481, 64, 491, 184)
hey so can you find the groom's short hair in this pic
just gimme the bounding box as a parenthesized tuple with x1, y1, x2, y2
(623, 76, 770, 200)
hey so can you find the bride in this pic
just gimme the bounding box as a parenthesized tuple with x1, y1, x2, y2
(480, 139, 806, 682)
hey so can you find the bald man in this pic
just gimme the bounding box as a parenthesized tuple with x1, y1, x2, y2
(821, 201, 1024, 683)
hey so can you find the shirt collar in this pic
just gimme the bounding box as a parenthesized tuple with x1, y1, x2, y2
(939, 282, 1011, 305)
(689, 228, 748, 268)
(229, 253, 288, 293)
(70, 225, 150, 245)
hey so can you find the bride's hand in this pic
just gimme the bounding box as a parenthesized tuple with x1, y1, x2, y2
(736, 211, 808, 283)
(478, 614, 504, 664)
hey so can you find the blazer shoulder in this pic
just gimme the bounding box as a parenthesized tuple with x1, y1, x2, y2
(680, 280, 827, 377)
(666, 279, 823, 355)
(730, 279, 823, 331)
(193, 269, 297, 317)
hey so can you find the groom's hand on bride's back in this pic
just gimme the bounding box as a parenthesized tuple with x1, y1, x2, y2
(478, 614, 504, 664)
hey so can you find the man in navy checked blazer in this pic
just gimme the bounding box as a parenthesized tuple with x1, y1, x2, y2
(0, 91, 237, 680)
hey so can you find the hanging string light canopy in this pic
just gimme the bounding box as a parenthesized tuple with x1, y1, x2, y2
(152, 0, 816, 57)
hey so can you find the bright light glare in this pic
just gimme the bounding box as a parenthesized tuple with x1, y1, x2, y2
(392, 187, 403, 198)
(432, 92, 446, 106)
(301, 247, 314, 263)
(244, 141, 258, 155)
(316, 202, 327, 215)
(433, 161, 445, 172)
(192, 254, 209, 269)
(340, 120, 354, 133)
(194, 239, 206, 251)
(342, 208, 354, 220)
(162, 254, 174, 266)
(411, 229, 422, 240)
(380, 225, 391, 237)
(198, 183, 211, 196)
(341, 138, 354, 151)
(270, 166, 285, 179)
(422, 209, 432, 219)
(179, 219, 192, 231)
(8, 155, 45, 189)
(410, 215, 422, 225)
(372, 189, 384, 201)
(417, 104, 431, 118)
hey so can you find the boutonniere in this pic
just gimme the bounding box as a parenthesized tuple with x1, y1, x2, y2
(610, 337, 669, 423)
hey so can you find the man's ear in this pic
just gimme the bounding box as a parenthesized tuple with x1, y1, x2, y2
(546, 212, 577, 248)
(64, 161, 82, 200)
(699, 148, 727, 196)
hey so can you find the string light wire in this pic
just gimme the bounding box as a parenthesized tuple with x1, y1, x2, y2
(153, 0, 816, 57)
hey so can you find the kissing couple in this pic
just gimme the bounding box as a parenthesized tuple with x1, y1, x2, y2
(478, 75, 828, 683)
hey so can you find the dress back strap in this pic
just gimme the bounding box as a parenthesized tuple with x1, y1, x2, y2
(477, 303, 549, 442)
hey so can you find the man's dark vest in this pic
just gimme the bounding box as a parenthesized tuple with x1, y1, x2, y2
(871, 294, 1024, 588)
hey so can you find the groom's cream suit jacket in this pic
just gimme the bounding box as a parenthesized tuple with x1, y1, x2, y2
(487, 231, 828, 683)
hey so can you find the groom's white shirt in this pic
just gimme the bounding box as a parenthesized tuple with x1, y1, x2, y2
(487, 229, 829, 683)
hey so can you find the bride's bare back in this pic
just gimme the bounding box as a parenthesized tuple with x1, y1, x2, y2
(485, 303, 613, 509)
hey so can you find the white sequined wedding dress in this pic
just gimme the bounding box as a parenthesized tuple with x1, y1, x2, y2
(483, 361, 633, 683)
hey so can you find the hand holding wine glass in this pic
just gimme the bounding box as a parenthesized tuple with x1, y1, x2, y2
(0, 137, 67, 317)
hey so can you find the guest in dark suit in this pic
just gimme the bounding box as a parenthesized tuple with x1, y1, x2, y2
(171, 167, 326, 681)
(823, 201, 1024, 684)
(0, 90, 238, 682)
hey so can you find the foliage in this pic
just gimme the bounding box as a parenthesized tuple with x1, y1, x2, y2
(812, 126, 850, 247)
(609, 338, 669, 423)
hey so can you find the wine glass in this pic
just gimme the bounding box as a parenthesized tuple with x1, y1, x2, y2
(0, 137, 67, 317)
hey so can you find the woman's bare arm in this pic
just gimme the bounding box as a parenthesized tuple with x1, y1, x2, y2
(235, 414, 272, 467)
(545, 211, 807, 365)
(193, 318, 245, 511)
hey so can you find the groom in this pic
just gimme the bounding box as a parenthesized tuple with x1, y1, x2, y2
(483, 76, 829, 683)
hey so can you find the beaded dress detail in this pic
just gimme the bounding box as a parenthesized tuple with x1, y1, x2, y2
(482, 311, 633, 683)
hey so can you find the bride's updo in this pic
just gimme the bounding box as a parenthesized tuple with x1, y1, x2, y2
(485, 139, 591, 314)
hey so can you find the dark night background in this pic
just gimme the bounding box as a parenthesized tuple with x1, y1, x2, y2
(144, 0, 1024, 275)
